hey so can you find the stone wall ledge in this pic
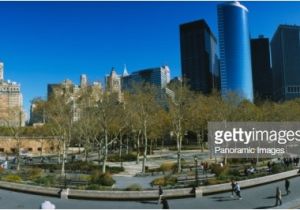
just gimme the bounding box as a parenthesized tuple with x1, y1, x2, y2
(0, 169, 298, 200)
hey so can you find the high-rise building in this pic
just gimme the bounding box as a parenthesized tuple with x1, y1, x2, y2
(217, 1, 253, 102)
(0, 62, 25, 127)
(80, 74, 88, 88)
(105, 67, 122, 93)
(180, 19, 219, 93)
(251, 35, 273, 100)
(121, 65, 170, 91)
(44, 75, 102, 123)
(0, 62, 3, 81)
(271, 25, 300, 101)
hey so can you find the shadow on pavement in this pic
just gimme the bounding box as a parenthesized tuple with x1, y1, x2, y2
(140, 201, 158, 205)
(264, 196, 275, 199)
(211, 196, 237, 202)
(255, 205, 276, 209)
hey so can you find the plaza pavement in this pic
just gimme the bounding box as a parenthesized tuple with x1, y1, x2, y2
(0, 175, 299, 209)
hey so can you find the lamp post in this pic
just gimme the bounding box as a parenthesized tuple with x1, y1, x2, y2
(194, 156, 199, 187)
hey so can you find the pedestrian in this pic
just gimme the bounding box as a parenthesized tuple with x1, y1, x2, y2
(234, 182, 242, 200)
(161, 198, 169, 209)
(158, 185, 163, 204)
(285, 179, 290, 195)
(275, 187, 282, 206)
(231, 180, 235, 198)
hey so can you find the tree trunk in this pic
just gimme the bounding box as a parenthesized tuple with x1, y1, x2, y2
(176, 134, 182, 174)
(136, 131, 140, 164)
(61, 139, 66, 176)
(142, 121, 148, 174)
(126, 137, 129, 155)
(119, 134, 123, 168)
(102, 129, 108, 173)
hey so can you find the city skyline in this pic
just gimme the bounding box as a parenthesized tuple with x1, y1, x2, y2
(2, 2, 300, 114)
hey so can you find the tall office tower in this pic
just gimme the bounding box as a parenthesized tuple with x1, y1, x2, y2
(0, 62, 3, 80)
(180, 19, 219, 93)
(251, 35, 273, 100)
(0, 62, 24, 127)
(217, 1, 253, 102)
(80, 74, 88, 88)
(121, 65, 170, 91)
(105, 67, 122, 93)
(271, 25, 300, 101)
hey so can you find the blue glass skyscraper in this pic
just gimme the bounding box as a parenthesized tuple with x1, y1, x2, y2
(217, 1, 253, 102)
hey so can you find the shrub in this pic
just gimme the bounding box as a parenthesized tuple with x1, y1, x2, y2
(25, 168, 43, 180)
(34, 175, 56, 187)
(228, 169, 240, 177)
(125, 183, 142, 191)
(90, 170, 115, 186)
(151, 176, 177, 186)
(86, 184, 104, 190)
(272, 163, 286, 174)
(160, 162, 177, 172)
(210, 163, 229, 177)
(2, 174, 22, 183)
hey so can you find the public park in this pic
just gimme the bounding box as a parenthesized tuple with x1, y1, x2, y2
(1, 1, 300, 209)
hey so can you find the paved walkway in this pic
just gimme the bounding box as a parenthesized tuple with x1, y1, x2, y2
(111, 150, 211, 188)
(0, 175, 299, 209)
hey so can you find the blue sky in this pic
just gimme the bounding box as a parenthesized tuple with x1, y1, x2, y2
(1, 1, 300, 116)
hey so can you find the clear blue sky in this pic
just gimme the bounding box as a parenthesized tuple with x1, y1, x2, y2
(1, 1, 300, 116)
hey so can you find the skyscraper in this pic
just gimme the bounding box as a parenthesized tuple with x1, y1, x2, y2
(217, 1, 253, 102)
(80, 74, 88, 88)
(251, 35, 273, 100)
(271, 25, 300, 101)
(0, 62, 3, 81)
(0, 62, 25, 127)
(121, 65, 170, 91)
(180, 19, 219, 93)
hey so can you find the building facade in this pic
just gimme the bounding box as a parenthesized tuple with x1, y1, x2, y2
(122, 65, 170, 91)
(251, 36, 273, 101)
(271, 25, 300, 101)
(180, 19, 219, 93)
(0, 136, 59, 155)
(0, 62, 25, 127)
(217, 1, 253, 102)
(40, 75, 101, 123)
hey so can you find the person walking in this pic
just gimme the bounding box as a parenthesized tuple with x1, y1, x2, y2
(285, 179, 290, 195)
(234, 182, 242, 200)
(161, 198, 169, 209)
(231, 180, 236, 198)
(275, 187, 282, 206)
(158, 185, 164, 204)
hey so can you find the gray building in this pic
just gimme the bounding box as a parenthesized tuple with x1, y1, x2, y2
(122, 65, 170, 91)
(271, 25, 300, 101)
(180, 19, 219, 93)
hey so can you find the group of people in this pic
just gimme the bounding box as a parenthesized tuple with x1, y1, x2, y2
(282, 157, 300, 168)
(230, 180, 242, 200)
(231, 178, 291, 206)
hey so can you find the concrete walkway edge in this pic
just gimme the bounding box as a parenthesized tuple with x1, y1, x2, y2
(0, 169, 298, 200)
